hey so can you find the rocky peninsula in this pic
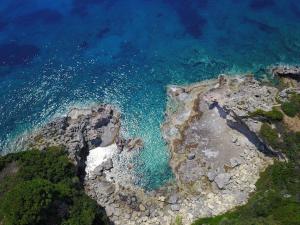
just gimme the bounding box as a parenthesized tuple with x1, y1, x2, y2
(15, 65, 300, 225)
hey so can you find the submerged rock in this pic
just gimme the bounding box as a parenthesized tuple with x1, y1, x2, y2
(126, 138, 144, 151)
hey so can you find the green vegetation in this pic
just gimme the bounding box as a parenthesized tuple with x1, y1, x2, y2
(281, 93, 300, 117)
(259, 123, 279, 146)
(0, 147, 109, 225)
(277, 78, 290, 90)
(281, 102, 298, 117)
(172, 215, 183, 225)
(249, 107, 283, 121)
(192, 108, 300, 225)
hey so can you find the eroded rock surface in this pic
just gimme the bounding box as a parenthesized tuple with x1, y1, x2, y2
(162, 75, 276, 223)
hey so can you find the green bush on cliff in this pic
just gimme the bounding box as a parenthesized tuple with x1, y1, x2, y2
(281, 93, 300, 117)
(0, 179, 57, 225)
(259, 123, 279, 146)
(281, 102, 298, 117)
(18, 147, 75, 183)
(62, 195, 104, 225)
(280, 131, 300, 162)
(249, 107, 283, 121)
(0, 147, 109, 225)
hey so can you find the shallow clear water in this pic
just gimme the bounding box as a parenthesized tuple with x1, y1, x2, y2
(1, 0, 300, 189)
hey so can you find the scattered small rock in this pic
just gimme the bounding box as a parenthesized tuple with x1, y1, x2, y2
(106, 206, 114, 217)
(207, 171, 216, 182)
(102, 158, 113, 170)
(170, 204, 180, 211)
(168, 194, 178, 204)
(139, 204, 146, 211)
(230, 157, 241, 168)
(214, 173, 231, 189)
(187, 153, 196, 160)
(158, 196, 166, 202)
(127, 138, 144, 151)
(93, 165, 104, 176)
(232, 137, 238, 143)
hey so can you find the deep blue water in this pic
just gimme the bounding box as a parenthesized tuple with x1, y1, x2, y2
(1, 0, 300, 189)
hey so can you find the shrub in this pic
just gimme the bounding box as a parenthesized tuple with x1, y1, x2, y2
(0, 179, 56, 225)
(290, 93, 300, 105)
(281, 102, 298, 117)
(62, 195, 109, 225)
(281, 132, 300, 163)
(171, 215, 183, 225)
(281, 93, 300, 117)
(259, 123, 279, 147)
(0, 148, 109, 225)
(265, 108, 284, 121)
(249, 108, 283, 121)
(17, 147, 75, 184)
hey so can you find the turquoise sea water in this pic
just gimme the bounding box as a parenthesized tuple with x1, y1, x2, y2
(1, 0, 300, 189)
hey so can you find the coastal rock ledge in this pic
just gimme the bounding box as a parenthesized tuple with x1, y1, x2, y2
(18, 74, 290, 225)
(161, 75, 276, 224)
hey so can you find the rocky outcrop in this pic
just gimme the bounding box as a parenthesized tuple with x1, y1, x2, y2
(17, 74, 284, 225)
(270, 65, 300, 80)
(19, 104, 120, 173)
(162, 75, 275, 223)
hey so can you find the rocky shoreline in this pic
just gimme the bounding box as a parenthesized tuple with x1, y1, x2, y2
(14, 65, 300, 225)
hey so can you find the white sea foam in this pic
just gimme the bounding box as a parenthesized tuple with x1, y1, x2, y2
(85, 143, 118, 177)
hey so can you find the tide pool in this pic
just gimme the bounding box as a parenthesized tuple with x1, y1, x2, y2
(1, 0, 300, 189)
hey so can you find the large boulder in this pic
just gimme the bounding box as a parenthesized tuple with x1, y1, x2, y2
(214, 173, 231, 189)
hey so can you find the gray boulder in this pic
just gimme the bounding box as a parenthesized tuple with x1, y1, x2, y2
(230, 157, 241, 168)
(207, 171, 217, 182)
(170, 204, 180, 211)
(168, 194, 179, 204)
(102, 159, 113, 171)
(187, 153, 196, 160)
(214, 173, 231, 189)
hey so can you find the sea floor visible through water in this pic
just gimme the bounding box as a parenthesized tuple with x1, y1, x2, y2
(1, 0, 300, 189)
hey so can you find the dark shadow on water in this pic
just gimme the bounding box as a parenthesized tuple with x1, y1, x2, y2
(0, 42, 39, 67)
(242, 17, 278, 34)
(164, 0, 207, 38)
(13, 9, 63, 26)
(249, 0, 275, 11)
(195, 0, 209, 9)
(290, 2, 300, 20)
(97, 27, 110, 39)
(71, 0, 106, 16)
(0, 20, 8, 32)
(77, 40, 89, 50)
